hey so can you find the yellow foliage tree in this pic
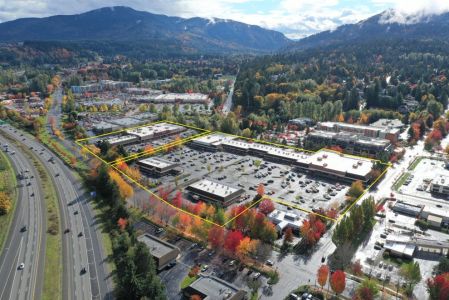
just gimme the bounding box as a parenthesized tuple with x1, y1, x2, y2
(108, 170, 134, 199)
(0, 192, 11, 215)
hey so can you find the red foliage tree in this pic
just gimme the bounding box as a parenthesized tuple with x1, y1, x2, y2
(300, 214, 326, 246)
(224, 230, 244, 254)
(172, 190, 183, 208)
(259, 198, 275, 215)
(330, 270, 346, 295)
(208, 226, 225, 249)
(427, 272, 449, 300)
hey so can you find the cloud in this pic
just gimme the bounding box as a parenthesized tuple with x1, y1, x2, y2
(375, 0, 449, 24)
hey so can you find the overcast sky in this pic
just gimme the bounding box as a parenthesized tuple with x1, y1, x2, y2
(0, 0, 448, 39)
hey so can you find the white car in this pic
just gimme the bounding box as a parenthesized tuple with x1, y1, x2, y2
(18, 263, 24, 270)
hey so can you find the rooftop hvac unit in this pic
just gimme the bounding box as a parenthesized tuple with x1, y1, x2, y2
(317, 157, 322, 161)
(323, 163, 328, 167)
(357, 161, 363, 165)
(353, 164, 358, 168)
(323, 154, 328, 158)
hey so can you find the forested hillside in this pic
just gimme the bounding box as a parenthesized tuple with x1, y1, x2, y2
(233, 39, 449, 128)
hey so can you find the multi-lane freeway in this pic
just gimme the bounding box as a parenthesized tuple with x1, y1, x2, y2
(0, 136, 46, 300)
(0, 125, 112, 300)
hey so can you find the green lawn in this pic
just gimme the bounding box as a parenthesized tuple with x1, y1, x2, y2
(392, 172, 410, 191)
(0, 150, 17, 254)
(181, 275, 198, 289)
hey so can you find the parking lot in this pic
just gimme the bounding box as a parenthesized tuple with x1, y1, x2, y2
(136, 144, 350, 218)
(400, 158, 449, 201)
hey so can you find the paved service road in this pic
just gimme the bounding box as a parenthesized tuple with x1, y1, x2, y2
(0, 125, 113, 300)
(0, 135, 46, 300)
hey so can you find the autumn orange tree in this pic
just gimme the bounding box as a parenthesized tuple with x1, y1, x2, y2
(256, 183, 265, 196)
(330, 270, 346, 295)
(317, 264, 329, 290)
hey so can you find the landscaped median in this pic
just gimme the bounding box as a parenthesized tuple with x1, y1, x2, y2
(0, 149, 18, 253)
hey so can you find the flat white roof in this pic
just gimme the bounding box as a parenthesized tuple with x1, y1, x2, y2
(105, 134, 137, 144)
(304, 149, 373, 177)
(268, 209, 302, 229)
(422, 205, 449, 218)
(192, 133, 234, 146)
(138, 157, 175, 169)
(155, 93, 209, 101)
(126, 122, 185, 138)
(188, 179, 240, 198)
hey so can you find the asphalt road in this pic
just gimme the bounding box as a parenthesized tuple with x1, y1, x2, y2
(0, 135, 46, 300)
(0, 125, 113, 300)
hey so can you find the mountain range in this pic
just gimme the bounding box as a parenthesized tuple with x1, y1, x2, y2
(1, 6, 449, 56)
(0, 6, 290, 54)
(288, 9, 449, 51)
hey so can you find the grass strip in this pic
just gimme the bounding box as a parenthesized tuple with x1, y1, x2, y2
(0, 150, 18, 254)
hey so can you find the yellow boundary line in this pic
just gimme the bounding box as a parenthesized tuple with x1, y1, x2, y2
(76, 120, 389, 226)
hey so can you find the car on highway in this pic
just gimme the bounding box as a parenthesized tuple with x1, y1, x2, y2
(20, 225, 27, 232)
(18, 263, 25, 270)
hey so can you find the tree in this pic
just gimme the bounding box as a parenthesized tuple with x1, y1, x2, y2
(317, 264, 329, 289)
(117, 217, 128, 230)
(355, 279, 378, 300)
(224, 230, 244, 254)
(330, 270, 346, 295)
(427, 272, 449, 300)
(172, 191, 183, 208)
(400, 261, 422, 290)
(258, 198, 275, 215)
(256, 183, 265, 196)
(352, 259, 363, 276)
(347, 180, 364, 200)
(284, 227, 294, 244)
(0, 192, 11, 215)
(208, 226, 225, 249)
(236, 236, 254, 259)
(427, 100, 444, 118)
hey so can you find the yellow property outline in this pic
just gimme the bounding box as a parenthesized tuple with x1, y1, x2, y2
(76, 120, 390, 226)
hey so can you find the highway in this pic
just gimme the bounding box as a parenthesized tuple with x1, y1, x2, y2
(0, 134, 46, 300)
(0, 125, 112, 300)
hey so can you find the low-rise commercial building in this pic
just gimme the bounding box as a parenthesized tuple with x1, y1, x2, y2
(421, 205, 449, 227)
(392, 201, 423, 217)
(430, 175, 449, 196)
(268, 209, 302, 233)
(126, 122, 186, 142)
(136, 157, 181, 177)
(137, 234, 180, 271)
(186, 179, 244, 207)
(183, 275, 246, 300)
(316, 121, 401, 143)
(191, 134, 375, 183)
(305, 130, 393, 159)
(102, 122, 187, 146)
(295, 149, 374, 183)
